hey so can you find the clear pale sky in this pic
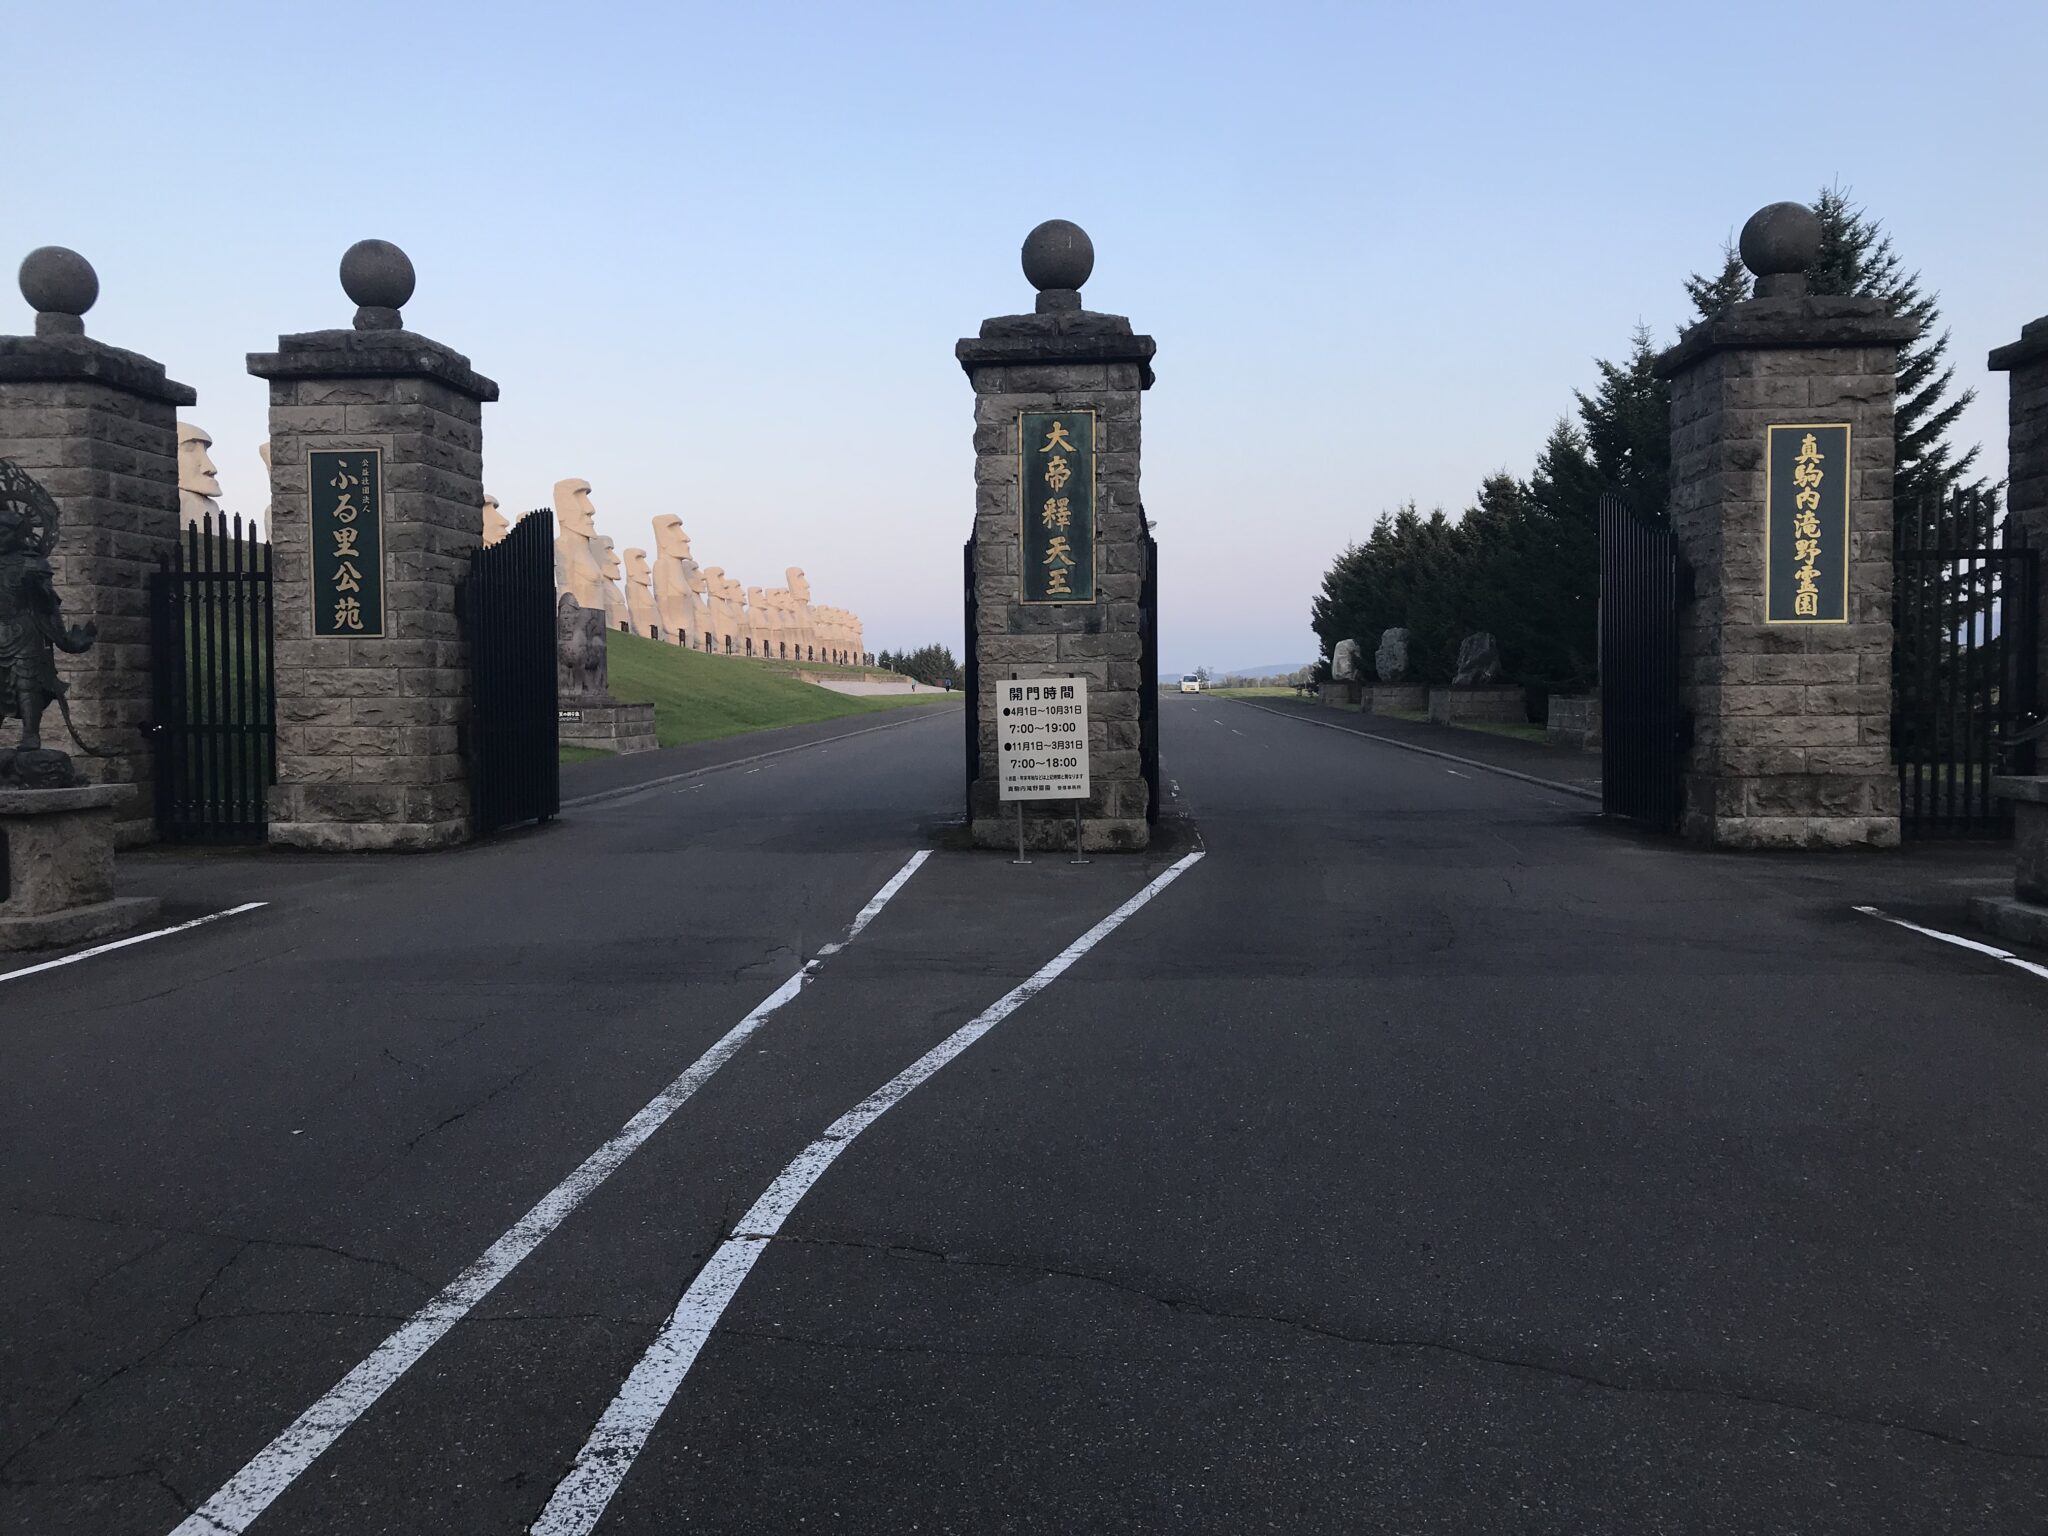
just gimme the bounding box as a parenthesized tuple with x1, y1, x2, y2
(8, 1, 2042, 673)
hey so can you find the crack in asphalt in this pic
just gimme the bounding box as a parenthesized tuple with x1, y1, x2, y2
(401, 1059, 546, 1153)
(0, 1217, 436, 1482)
(751, 1233, 2048, 1464)
(0, 1462, 202, 1521)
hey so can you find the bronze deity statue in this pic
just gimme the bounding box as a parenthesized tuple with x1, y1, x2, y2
(0, 458, 99, 787)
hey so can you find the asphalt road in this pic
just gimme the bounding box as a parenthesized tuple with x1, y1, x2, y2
(5, 697, 2046, 1533)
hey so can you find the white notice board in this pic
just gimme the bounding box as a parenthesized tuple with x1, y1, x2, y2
(997, 675, 1090, 801)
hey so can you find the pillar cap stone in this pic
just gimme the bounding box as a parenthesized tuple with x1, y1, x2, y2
(1989, 315, 2048, 373)
(340, 239, 417, 331)
(18, 247, 99, 337)
(247, 330, 499, 402)
(1739, 202, 1822, 299)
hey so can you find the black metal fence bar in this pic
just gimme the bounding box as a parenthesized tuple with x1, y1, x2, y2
(1892, 497, 2039, 837)
(1599, 493, 1683, 832)
(962, 537, 978, 821)
(150, 514, 274, 844)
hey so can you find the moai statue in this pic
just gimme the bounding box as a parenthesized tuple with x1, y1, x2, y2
(745, 585, 776, 657)
(622, 547, 658, 638)
(688, 565, 716, 651)
(701, 567, 741, 654)
(254, 442, 272, 539)
(177, 421, 221, 531)
(650, 514, 702, 646)
(482, 494, 509, 546)
(592, 535, 630, 631)
(783, 568, 818, 659)
(553, 478, 607, 610)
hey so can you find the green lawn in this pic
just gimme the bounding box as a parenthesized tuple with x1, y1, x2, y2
(599, 630, 957, 749)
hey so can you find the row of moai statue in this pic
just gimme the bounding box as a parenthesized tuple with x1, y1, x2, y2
(497, 477, 868, 666)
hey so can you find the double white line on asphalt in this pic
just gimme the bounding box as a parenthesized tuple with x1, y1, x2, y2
(530, 849, 1205, 1535)
(171, 853, 933, 1536)
(173, 846, 1205, 1536)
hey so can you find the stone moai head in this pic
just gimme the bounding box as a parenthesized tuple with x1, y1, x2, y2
(594, 535, 623, 582)
(482, 495, 508, 544)
(554, 478, 597, 536)
(1738, 201, 1823, 300)
(624, 547, 652, 584)
(177, 422, 221, 499)
(1020, 218, 1095, 315)
(785, 567, 811, 603)
(339, 238, 417, 332)
(17, 245, 98, 337)
(652, 514, 693, 560)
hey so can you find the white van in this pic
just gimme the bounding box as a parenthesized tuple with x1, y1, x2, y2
(1180, 674, 1202, 694)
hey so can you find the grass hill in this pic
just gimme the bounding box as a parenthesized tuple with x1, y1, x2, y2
(589, 630, 956, 753)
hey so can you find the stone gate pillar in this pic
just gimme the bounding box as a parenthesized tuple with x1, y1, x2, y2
(248, 241, 498, 851)
(1990, 313, 2048, 687)
(1654, 201, 1917, 848)
(0, 248, 194, 844)
(958, 221, 1156, 851)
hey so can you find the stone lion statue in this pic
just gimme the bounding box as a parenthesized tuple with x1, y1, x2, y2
(555, 594, 608, 703)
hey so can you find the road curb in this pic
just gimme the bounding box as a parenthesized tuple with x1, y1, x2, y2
(1224, 698, 1602, 804)
(561, 706, 958, 811)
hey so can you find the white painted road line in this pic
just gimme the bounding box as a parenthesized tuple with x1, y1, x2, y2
(1446, 769, 1471, 779)
(168, 852, 931, 1536)
(0, 903, 268, 987)
(1854, 905, 2048, 983)
(529, 848, 1207, 1536)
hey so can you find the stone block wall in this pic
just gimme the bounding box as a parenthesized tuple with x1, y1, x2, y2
(0, 337, 193, 844)
(1660, 302, 1910, 848)
(251, 332, 496, 850)
(961, 321, 1156, 852)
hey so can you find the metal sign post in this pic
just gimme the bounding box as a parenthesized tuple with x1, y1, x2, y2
(996, 675, 1091, 865)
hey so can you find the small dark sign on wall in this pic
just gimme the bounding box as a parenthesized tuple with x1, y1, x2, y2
(1019, 410, 1096, 605)
(309, 449, 385, 637)
(1764, 423, 1851, 624)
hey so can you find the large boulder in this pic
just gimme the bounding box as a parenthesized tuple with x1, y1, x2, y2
(1374, 627, 1410, 683)
(1453, 631, 1503, 687)
(1331, 638, 1362, 681)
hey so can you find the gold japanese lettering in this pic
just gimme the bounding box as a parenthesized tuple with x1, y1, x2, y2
(1044, 455, 1072, 492)
(333, 596, 365, 631)
(1042, 497, 1071, 531)
(1040, 420, 1076, 455)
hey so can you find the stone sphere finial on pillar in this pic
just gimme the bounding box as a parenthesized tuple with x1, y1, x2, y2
(1739, 202, 1822, 300)
(1021, 219, 1095, 315)
(18, 246, 99, 337)
(339, 239, 417, 331)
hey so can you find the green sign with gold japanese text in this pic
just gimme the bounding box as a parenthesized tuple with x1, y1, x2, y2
(1019, 410, 1096, 604)
(1764, 423, 1850, 624)
(309, 449, 385, 637)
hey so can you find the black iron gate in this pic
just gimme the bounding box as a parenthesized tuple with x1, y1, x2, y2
(963, 537, 979, 818)
(465, 510, 559, 835)
(1139, 528, 1160, 823)
(1599, 493, 1685, 832)
(149, 515, 275, 844)
(1893, 502, 2040, 836)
